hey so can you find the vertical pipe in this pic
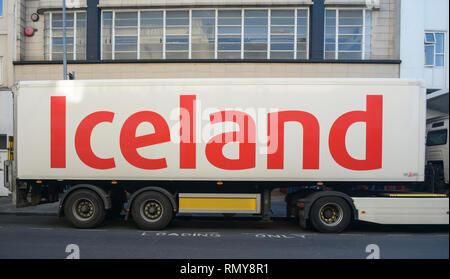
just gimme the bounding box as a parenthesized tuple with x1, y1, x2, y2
(62, 0, 67, 79)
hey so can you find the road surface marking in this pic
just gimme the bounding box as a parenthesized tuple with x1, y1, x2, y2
(143, 231, 222, 238)
(242, 233, 309, 239)
(290, 234, 307, 239)
(29, 227, 54, 230)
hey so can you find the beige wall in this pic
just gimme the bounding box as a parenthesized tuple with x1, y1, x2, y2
(13, 0, 400, 84)
(17, 0, 400, 62)
(39, 0, 87, 9)
(99, 0, 313, 7)
(22, 0, 45, 61)
(14, 62, 399, 80)
(370, 0, 398, 60)
(325, 0, 380, 8)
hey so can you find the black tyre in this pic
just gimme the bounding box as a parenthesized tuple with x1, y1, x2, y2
(64, 189, 106, 229)
(132, 191, 173, 230)
(310, 197, 351, 233)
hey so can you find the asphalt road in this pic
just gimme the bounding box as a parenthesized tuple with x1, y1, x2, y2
(0, 215, 447, 259)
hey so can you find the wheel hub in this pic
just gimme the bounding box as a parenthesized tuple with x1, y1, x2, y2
(319, 203, 343, 226)
(76, 200, 94, 219)
(143, 201, 162, 220)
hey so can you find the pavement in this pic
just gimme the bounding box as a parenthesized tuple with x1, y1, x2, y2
(0, 189, 287, 217)
(0, 197, 59, 216)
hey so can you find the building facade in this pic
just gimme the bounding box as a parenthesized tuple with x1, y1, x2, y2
(0, 0, 14, 196)
(5, 0, 448, 196)
(399, 0, 449, 120)
(12, 0, 401, 81)
(0, 0, 14, 142)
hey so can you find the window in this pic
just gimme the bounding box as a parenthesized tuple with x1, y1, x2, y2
(165, 11, 189, 59)
(296, 9, 309, 59)
(270, 10, 295, 59)
(217, 10, 242, 59)
(0, 134, 6, 150)
(102, 12, 113, 59)
(114, 12, 138, 59)
(44, 12, 87, 60)
(0, 57, 3, 85)
(102, 8, 309, 60)
(426, 129, 448, 146)
(0, 0, 3, 17)
(425, 32, 445, 67)
(324, 9, 371, 60)
(191, 10, 215, 59)
(140, 11, 164, 59)
(244, 10, 268, 59)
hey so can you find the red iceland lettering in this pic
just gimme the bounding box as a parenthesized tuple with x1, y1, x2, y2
(120, 111, 171, 170)
(267, 111, 320, 170)
(50, 96, 66, 168)
(50, 94, 383, 172)
(74, 111, 116, 170)
(205, 111, 256, 170)
(179, 95, 196, 169)
(329, 95, 383, 170)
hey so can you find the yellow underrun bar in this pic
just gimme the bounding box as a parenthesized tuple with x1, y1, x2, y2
(178, 194, 260, 213)
(388, 194, 448, 197)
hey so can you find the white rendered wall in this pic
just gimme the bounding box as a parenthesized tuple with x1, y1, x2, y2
(0, 90, 13, 138)
(400, 0, 449, 90)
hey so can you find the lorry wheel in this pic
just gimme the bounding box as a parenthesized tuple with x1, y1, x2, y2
(310, 197, 351, 233)
(64, 189, 106, 229)
(132, 191, 173, 230)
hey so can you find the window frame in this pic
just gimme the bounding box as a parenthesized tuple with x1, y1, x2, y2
(45, 11, 87, 61)
(190, 9, 216, 59)
(0, 56, 3, 86)
(324, 7, 370, 60)
(101, 7, 310, 61)
(424, 31, 445, 68)
(216, 8, 242, 59)
(138, 10, 165, 60)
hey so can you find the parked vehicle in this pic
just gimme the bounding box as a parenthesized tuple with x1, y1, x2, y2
(4, 78, 448, 232)
(425, 115, 449, 193)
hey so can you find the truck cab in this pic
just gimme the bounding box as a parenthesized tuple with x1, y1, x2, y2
(426, 115, 449, 193)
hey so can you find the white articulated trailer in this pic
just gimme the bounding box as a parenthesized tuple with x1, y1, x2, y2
(4, 78, 449, 233)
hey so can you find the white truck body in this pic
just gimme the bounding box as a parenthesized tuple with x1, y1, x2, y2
(9, 78, 448, 232)
(353, 197, 449, 224)
(15, 78, 425, 183)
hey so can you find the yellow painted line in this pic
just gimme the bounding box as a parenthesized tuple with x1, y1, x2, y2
(179, 197, 257, 211)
